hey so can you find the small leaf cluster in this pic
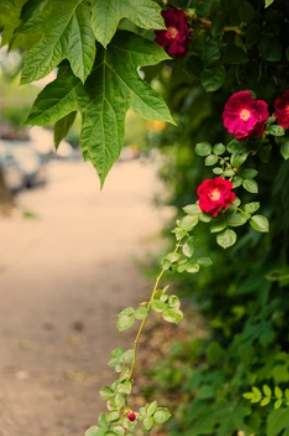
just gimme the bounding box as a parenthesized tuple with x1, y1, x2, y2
(151, 287, 183, 324)
(116, 307, 147, 332)
(244, 385, 289, 410)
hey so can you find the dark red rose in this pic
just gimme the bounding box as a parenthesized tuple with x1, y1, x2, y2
(223, 90, 269, 140)
(197, 177, 236, 218)
(275, 90, 289, 129)
(127, 411, 137, 422)
(155, 8, 192, 58)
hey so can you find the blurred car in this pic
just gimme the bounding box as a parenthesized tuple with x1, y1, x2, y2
(0, 143, 23, 192)
(0, 139, 46, 188)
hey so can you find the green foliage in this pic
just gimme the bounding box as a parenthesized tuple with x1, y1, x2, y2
(24, 32, 173, 184)
(91, 0, 164, 48)
(20, 0, 96, 84)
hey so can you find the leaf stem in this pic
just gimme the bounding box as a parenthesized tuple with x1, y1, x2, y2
(128, 242, 181, 381)
(188, 14, 243, 36)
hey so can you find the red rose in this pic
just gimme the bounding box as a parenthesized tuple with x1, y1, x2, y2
(197, 177, 236, 217)
(155, 8, 192, 58)
(275, 90, 289, 129)
(223, 91, 269, 140)
(127, 411, 137, 422)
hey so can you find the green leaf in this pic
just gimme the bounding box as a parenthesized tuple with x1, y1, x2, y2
(168, 295, 180, 309)
(265, 0, 275, 7)
(182, 239, 194, 257)
(118, 307, 135, 316)
(162, 308, 183, 324)
(210, 14, 225, 38)
(261, 397, 271, 406)
(180, 215, 199, 231)
(280, 139, 289, 159)
(227, 213, 247, 227)
(205, 155, 219, 166)
(104, 432, 119, 436)
(91, 0, 164, 47)
(142, 417, 154, 432)
(134, 307, 147, 320)
(275, 386, 283, 399)
(251, 387, 262, 403)
(80, 32, 174, 185)
(115, 394, 125, 408)
(21, 0, 96, 84)
(147, 401, 158, 416)
(240, 168, 258, 179)
(54, 112, 77, 149)
(268, 408, 289, 436)
(217, 229, 237, 249)
(213, 143, 226, 155)
(151, 300, 166, 312)
(263, 385, 272, 397)
(268, 125, 285, 136)
(201, 66, 226, 92)
(195, 142, 212, 156)
(245, 202, 260, 214)
(153, 408, 171, 424)
(198, 257, 213, 267)
(233, 176, 243, 188)
(185, 262, 200, 273)
(117, 380, 132, 395)
(274, 399, 283, 410)
(243, 179, 258, 193)
(250, 215, 269, 233)
(258, 37, 282, 62)
(210, 220, 227, 233)
(183, 204, 200, 215)
(26, 32, 174, 185)
(231, 150, 249, 168)
(199, 213, 213, 223)
(24, 70, 87, 126)
(116, 314, 135, 332)
(213, 167, 223, 175)
(85, 427, 99, 436)
(108, 411, 120, 422)
(243, 392, 254, 400)
(99, 413, 107, 427)
(100, 386, 115, 400)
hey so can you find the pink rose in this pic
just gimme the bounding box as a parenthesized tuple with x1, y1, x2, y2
(275, 90, 289, 129)
(155, 8, 192, 58)
(223, 91, 269, 140)
(197, 177, 236, 218)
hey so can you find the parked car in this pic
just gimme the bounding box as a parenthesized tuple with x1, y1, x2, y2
(0, 144, 23, 192)
(0, 139, 46, 188)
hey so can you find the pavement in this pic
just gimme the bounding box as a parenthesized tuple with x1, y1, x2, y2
(0, 158, 171, 436)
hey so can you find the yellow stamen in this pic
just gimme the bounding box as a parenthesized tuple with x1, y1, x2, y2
(168, 27, 178, 39)
(240, 109, 251, 121)
(211, 189, 221, 201)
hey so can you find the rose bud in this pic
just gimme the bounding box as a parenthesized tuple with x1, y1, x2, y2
(223, 90, 269, 140)
(155, 7, 192, 58)
(127, 411, 137, 422)
(197, 177, 236, 218)
(275, 90, 289, 129)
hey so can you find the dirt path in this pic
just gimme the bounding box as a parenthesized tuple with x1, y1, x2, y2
(0, 159, 170, 436)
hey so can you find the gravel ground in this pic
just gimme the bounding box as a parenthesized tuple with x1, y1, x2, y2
(0, 158, 171, 436)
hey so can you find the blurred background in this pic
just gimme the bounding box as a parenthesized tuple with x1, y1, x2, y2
(0, 44, 178, 436)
